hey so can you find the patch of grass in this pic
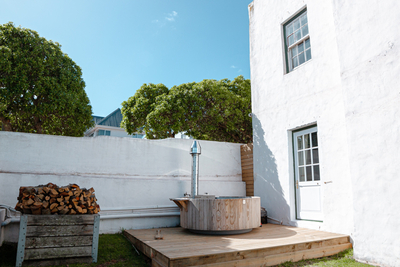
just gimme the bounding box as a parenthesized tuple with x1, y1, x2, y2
(273, 249, 372, 267)
(0, 234, 150, 267)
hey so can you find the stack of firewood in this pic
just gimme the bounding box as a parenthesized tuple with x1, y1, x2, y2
(15, 183, 100, 215)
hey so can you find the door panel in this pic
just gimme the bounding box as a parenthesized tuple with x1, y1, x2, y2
(294, 126, 322, 221)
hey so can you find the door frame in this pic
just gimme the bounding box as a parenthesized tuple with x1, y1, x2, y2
(290, 124, 323, 222)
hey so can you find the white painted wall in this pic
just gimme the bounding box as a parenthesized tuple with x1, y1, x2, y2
(249, 0, 353, 234)
(250, 0, 400, 266)
(0, 132, 245, 239)
(331, 1, 400, 266)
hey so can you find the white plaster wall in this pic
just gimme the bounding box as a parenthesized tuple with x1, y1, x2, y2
(249, 0, 354, 235)
(250, 0, 400, 265)
(0, 132, 245, 236)
(331, 1, 400, 266)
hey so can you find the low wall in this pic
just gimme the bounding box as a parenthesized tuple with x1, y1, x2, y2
(0, 132, 245, 241)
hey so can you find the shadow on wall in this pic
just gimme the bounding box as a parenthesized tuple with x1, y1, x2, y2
(253, 115, 291, 225)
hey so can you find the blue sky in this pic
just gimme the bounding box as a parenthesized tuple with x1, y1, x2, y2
(1, 1, 252, 116)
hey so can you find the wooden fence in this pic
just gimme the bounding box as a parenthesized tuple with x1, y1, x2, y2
(240, 143, 254, 196)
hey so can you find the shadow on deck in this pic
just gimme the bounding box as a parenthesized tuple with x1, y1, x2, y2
(124, 224, 352, 267)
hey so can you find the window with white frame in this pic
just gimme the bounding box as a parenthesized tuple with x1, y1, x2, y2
(284, 9, 311, 72)
(97, 130, 110, 136)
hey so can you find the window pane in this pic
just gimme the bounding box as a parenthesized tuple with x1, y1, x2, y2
(305, 150, 311, 164)
(300, 13, 308, 26)
(288, 35, 294, 46)
(299, 167, 305, 182)
(306, 166, 312, 181)
(286, 23, 293, 36)
(293, 56, 299, 68)
(105, 131, 111, 136)
(302, 24, 309, 36)
(298, 52, 305, 65)
(295, 30, 302, 41)
(291, 45, 297, 57)
(304, 134, 310, 148)
(297, 136, 303, 150)
(311, 132, 318, 147)
(312, 149, 319, 164)
(98, 130, 104, 136)
(294, 19, 300, 31)
(314, 165, 320, 181)
(298, 42, 304, 53)
(305, 38, 311, 49)
(306, 49, 312, 61)
(298, 151, 304, 166)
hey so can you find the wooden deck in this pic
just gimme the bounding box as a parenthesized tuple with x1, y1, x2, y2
(124, 224, 352, 267)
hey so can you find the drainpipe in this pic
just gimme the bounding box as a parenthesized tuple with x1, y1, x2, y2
(190, 140, 201, 198)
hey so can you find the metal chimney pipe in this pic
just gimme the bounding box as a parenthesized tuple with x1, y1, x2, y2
(190, 140, 201, 198)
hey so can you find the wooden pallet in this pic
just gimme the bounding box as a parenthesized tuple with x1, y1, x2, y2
(124, 224, 352, 267)
(16, 214, 100, 266)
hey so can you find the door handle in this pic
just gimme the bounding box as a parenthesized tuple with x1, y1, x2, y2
(296, 180, 299, 189)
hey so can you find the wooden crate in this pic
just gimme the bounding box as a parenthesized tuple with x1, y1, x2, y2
(16, 214, 100, 267)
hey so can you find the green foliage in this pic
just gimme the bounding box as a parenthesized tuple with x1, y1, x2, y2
(121, 75, 252, 143)
(0, 22, 93, 136)
(121, 83, 169, 138)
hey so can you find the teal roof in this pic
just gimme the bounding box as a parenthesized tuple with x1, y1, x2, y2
(93, 109, 123, 128)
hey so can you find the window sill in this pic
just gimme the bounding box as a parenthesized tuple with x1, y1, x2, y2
(285, 58, 313, 75)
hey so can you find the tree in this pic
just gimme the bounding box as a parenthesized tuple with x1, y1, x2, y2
(0, 22, 93, 136)
(121, 75, 252, 143)
(120, 83, 169, 138)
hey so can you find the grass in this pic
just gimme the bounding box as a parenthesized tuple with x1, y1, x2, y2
(273, 249, 372, 267)
(0, 234, 150, 267)
(0, 237, 371, 267)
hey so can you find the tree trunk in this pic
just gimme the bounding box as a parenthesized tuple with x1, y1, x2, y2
(0, 117, 13, 131)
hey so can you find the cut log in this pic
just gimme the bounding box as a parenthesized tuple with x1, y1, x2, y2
(15, 183, 100, 215)
(50, 203, 59, 210)
(50, 189, 58, 196)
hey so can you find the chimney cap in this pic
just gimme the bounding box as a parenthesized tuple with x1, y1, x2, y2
(190, 140, 201, 154)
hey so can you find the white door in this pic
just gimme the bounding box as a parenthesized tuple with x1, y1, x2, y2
(293, 126, 322, 221)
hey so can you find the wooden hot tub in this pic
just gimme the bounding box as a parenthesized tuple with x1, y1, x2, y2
(171, 196, 260, 234)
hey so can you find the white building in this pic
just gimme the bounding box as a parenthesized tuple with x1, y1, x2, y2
(85, 108, 192, 139)
(249, 1, 400, 266)
(84, 108, 145, 138)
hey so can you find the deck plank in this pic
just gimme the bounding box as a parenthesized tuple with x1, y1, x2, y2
(124, 224, 351, 267)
